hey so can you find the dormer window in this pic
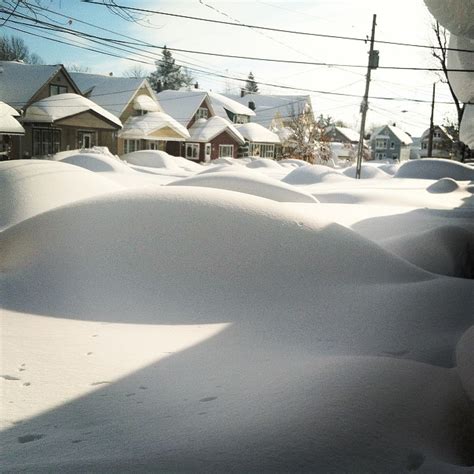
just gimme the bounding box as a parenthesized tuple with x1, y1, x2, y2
(233, 114, 249, 124)
(49, 84, 68, 96)
(196, 107, 208, 120)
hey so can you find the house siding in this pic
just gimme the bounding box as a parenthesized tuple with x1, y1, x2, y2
(371, 126, 410, 161)
(187, 98, 212, 128)
(28, 69, 78, 107)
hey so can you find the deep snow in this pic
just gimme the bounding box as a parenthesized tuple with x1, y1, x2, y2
(1, 154, 473, 473)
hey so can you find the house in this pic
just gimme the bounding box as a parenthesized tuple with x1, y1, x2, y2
(0, 61, 122, 159)
(228, 93, 313, 129)
(70, 72, 189, 155)
(182, 116, 245, 161)
(419, 125, 454, 159)
(325, 125, 361, 162)
(235, 122, 280, 158)
(370, 124, 413, 161)
(0, 101, 25, 160)
(156, 90, 252, 161)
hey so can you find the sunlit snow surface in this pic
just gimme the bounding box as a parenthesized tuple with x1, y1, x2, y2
(1, 151, 473, 473)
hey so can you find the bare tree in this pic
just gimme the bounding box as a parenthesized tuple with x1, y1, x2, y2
(67, 64, 91, 73)
(123, 65, 147, 78)
(431, 21, 464, 128)
(0, 34, 43, 63)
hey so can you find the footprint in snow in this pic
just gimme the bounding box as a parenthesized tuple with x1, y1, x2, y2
(1, 375, 20, 381)
(18, 434, 45, 444)
(199, 396, 218, 402)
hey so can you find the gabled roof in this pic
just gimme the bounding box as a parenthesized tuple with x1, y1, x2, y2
(327, 126, 360, 143)
(119, 111, 190, 141)
(70, 72, 151, 118)
(0, 61, 80, 110)
(23, 93, 122, 128)
(156, 90, 211, 126)
(372, 125, 413, 145)
(420, 125, 454, 141)
(188, 116, 245, 144)
(227, 93, 312, 128)
(207, 91, 255, 120)
(236, 122, 280, 144)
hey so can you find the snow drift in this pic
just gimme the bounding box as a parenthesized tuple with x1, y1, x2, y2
(395, 159, 474, 181)
(168, 171, 319, 203)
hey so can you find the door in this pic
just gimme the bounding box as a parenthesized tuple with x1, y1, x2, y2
(204, 143, 211, 162)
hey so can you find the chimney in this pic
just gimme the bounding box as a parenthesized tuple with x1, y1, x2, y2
(241, 88, 246, 98)
(392, 122, 396, 127)
(194, 82, 199, 89)
(109, 72, 113, 76)
(248, 101, 256, 111)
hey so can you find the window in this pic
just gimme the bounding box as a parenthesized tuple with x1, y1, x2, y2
(422, 143, 427, 149)
(375, 139, 388, 149)
(196, 107, 208, 120)
(233, 114, 249, 124)
(249, 143, 274, 158)
(185, 143, 200, 160)
(49, 84, 68, 96)
(390, 141, 395, 149)
(392, 154, 398, 160)
(219, 144, 233, 158)
(124, 139, 140, 154)
(32, 128, 61, 156)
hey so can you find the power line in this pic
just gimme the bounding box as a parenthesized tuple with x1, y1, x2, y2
(3, 6, 474, 73)
(81, 0, 474, 54)
(3, 24, 463, 106)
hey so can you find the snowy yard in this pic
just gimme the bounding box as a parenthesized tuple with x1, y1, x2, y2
(1, 151, 473, 472)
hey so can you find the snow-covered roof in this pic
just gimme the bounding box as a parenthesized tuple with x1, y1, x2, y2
(420, 125, 454, 141)
(133, 94, 161, 112)
(0, 101, 25, 135)
(207, 91, 255, 120)
(156, 90, 210, 126)
(373, 125, 413, 145)
(0, 61, 65, 109)
(226, 93, 312, 128)
(236, 122, 280, 144)
(23, 93, 122, 127)
(327, 126, 360, 143)
(119, 111, 190, 141)
(70, 72, 149, 118)
(188, 116, 245, 144)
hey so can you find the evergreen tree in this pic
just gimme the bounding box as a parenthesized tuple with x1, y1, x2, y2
(148, 46, 193, 92)
(244, 72, 259, 95)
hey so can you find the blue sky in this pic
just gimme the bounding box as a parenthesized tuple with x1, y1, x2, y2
(1, 0, 459, 136)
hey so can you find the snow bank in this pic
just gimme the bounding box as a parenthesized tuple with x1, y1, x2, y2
(0, 160, 121, 230)
(395, 159, 474, 180)
(427, 177, 461, 193)
(343, 164, 391, 179)
(245, 158, 282, 169)
(278, 158, 309, 167)
(382, 225, 474, 278)
(58, 152, 132, 173)
(168, 171, 319, 203)
(456, 326, 474, 400)
(121, 150, 202, 172)
(282, 164, 349, 185)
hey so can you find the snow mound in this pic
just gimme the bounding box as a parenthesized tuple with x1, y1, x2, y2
(282, 164, 348, 185)
(395, 159, 474, 180)
(343, 164, 391, 179)
(378, 163, 400, 175)
(121, 150, 202, 172)
(278, 158, 309, 167)
(427, 177, 461, 193)
(197, 164, 247, 175)
(245, 158, 282, 169)
(0, 160, 121, 230)
(167, 171, 319, 203)
(382, 225, 474, 278)
(58, 152, 132, 173)
(212, 157, 244, 166)
(456, 326, 474, 400)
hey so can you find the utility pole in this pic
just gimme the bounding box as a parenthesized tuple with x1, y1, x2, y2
(427, 82, 436, 158)
(355, 14, 378, 179)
